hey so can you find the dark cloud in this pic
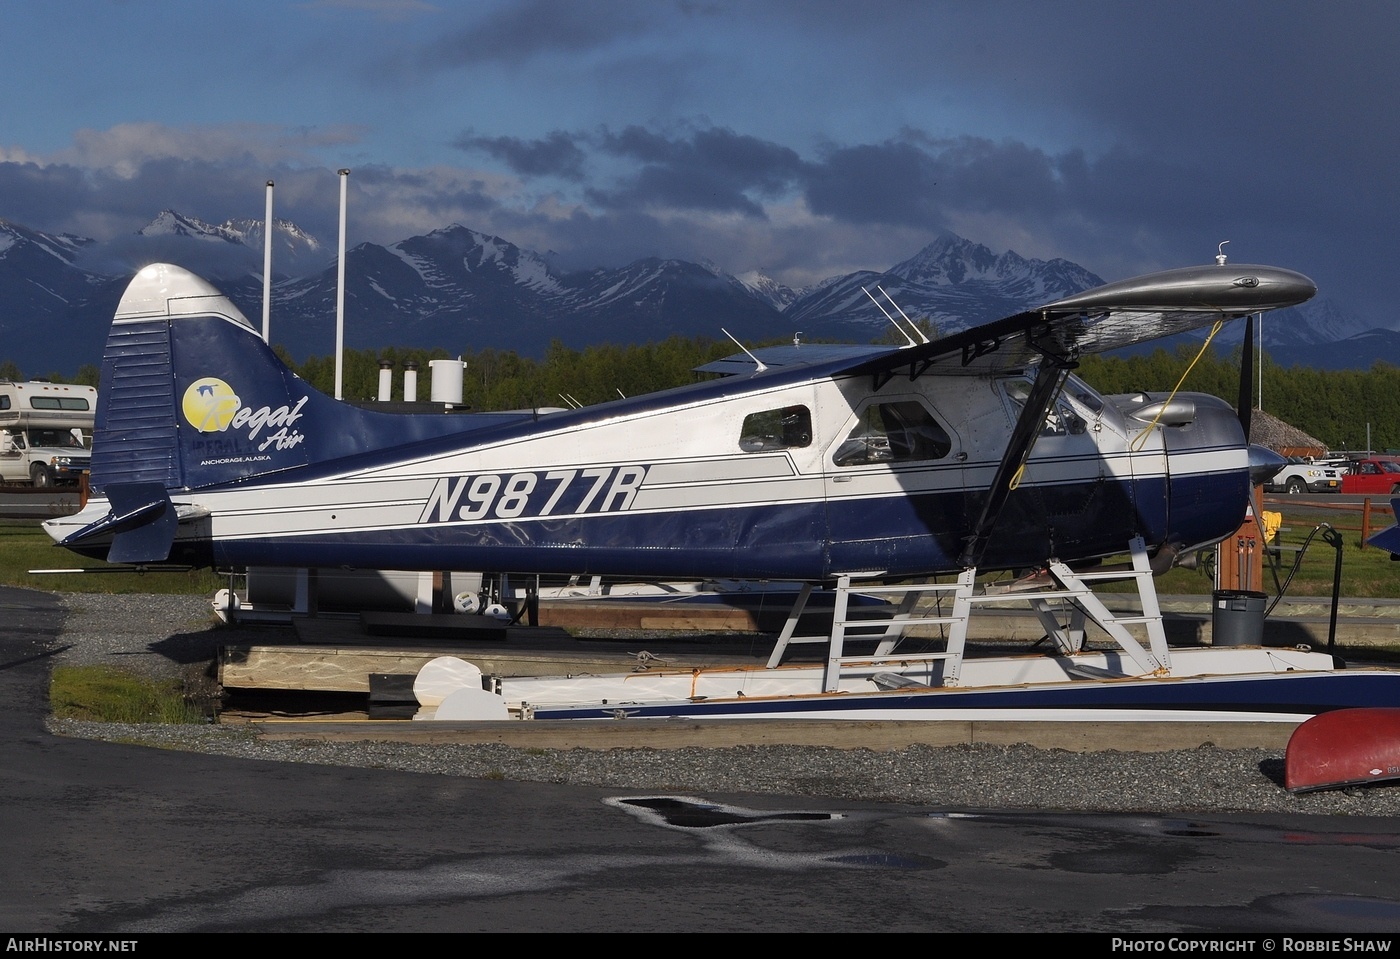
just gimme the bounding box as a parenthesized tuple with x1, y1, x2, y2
(803, 140, 943, 228)
(801, 135, 1069, 231)
(351, 162, 500, 214)
(0, 157, 305, 240)
(599, 126, 805, 196)
(0, 161, 93, 231)
(586, 125, 806, 215)
(422, 0, 655, 67)
(456, 131, 587, 180)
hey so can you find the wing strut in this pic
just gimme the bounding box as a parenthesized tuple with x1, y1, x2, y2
(959, 353, 1075, 568)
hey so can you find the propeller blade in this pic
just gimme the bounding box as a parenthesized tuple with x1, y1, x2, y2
(1237, 312, 1255, 440)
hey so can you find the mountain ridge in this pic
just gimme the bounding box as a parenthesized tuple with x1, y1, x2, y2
(0, 213, 1384, 377)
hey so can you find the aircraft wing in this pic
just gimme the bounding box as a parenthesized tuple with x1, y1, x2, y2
(833, 262, 1316, 382)
(694, 344, 891, 376)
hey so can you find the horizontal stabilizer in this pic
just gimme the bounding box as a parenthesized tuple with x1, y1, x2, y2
(60, 483, 177, 564)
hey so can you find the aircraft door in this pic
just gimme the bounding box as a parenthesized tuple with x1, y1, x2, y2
(729, 386, 827, 579)
(821, 387, 965, 575)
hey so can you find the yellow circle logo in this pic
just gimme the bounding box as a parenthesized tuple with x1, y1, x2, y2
(182, 378, 241, 433)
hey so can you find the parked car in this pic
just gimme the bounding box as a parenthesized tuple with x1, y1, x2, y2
(0, 381, 94, 487)
(1341, 458, 1400, 496)
(1264, 456, 1344, 494)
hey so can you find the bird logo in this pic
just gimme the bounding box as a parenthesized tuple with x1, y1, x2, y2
(181, 377, 241, 432)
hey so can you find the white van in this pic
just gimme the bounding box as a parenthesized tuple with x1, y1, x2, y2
(0, 381, 96, 486)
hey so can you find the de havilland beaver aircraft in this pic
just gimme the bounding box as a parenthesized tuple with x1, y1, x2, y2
(45, 258, 1400, 722)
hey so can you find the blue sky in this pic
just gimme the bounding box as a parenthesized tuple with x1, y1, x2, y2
(3, 0, 1397, 323)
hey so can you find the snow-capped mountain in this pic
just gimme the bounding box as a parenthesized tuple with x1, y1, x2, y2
(730, 269, 800, 311)
(140, 209, 321, 256)
(555, 257, 786, 337)
(138, 210, 243, 244)
(0, 212, 1385, 377)
(127, 210, 325, 279)
(0, 217, 93, 265)
(230, 228, 793, 356)
(0, 219, 114, 375)
(784, 233, 1105, 338)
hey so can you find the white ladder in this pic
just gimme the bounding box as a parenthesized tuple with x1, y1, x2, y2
(766, 536, 1170, 693)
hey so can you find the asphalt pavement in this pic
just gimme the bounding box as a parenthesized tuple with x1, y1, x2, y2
(7, 584, 1400, 934)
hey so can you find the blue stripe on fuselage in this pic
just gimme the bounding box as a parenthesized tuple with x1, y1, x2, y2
(195, 472, 1243, 579)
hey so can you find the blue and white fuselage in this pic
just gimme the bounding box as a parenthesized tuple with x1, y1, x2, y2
(47, 263, 1264, 580)
(56, 261, 1400, 726)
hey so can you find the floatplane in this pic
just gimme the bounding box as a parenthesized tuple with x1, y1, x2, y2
(44, 255, 1400, 722)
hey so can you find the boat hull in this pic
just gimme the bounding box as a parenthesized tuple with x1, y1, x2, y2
(503, 656, 1400, 723)
(1285, 707, 1400, 793)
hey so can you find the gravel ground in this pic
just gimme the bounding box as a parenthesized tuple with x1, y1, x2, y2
(43, 591, 1400, 817)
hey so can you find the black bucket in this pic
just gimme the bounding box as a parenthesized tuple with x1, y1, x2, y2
(1211, 590, 1267, 647)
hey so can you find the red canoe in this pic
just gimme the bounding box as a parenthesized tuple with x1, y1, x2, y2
(1286, 708, 1400, 793)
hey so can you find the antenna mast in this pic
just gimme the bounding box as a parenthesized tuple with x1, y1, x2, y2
(878, 285, 929, 344)
(722, 329, 767, 372)
(863, 286, 928, 346)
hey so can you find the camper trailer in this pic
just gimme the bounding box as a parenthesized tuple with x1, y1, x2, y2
(0, 381, 95, 486)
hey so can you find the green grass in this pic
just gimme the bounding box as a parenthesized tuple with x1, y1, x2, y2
(50, 665, 208, 724)
(1154, 502, 1400, 598)
(0, 522, 224, 595)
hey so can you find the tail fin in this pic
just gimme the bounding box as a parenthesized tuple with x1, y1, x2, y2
(71, 264, 527, 563)
(93, 263, 521, 495)
(92, 263, 314, 494)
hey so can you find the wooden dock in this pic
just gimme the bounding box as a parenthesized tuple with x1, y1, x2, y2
(219, 603, 786, 692)
(217, 594, 1400, 694)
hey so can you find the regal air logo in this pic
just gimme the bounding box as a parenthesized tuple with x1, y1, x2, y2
(181, 377, 309, 452)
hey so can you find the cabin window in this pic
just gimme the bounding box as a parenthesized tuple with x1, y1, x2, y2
(1001, 378, 1087, 436)
(29, 397, 90, 411)
(1065, 373, 1104, 415)
(29, 429, 84, 448)
(833, 400, 952, 466)
(0, 397, 8, 410)
(739, 405, 813, 452)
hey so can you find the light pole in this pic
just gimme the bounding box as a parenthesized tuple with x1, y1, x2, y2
(335, 169, 349, 400)
(262, 180, 274, 344)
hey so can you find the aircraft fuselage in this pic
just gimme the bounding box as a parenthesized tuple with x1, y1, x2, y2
(48, 281, 1249, 580)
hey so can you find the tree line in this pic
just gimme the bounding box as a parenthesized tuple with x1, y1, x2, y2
(282, 337, 744, 412)
(1076, 347, 1400, 453)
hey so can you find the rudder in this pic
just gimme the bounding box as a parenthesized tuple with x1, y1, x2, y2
(91, 262, 313, 494)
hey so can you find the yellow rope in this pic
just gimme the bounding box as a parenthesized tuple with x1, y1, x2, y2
(1129, 319, 1224, 452)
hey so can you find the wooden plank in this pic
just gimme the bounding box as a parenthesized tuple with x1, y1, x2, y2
(219, 638, 775, 692)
